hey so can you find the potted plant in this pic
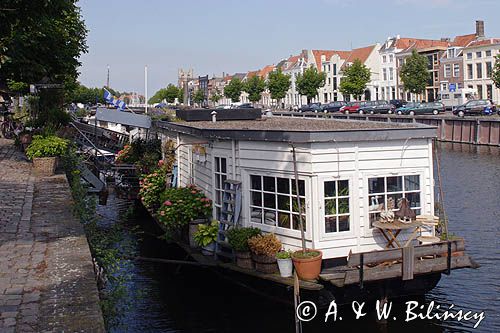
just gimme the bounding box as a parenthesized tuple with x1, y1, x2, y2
(276, 250, 293, 278)
(247, 234, 282, 274)
(292, 249, 323, 280)
(227, 227, 262, 269)
(25, 135, 68, 176)
(194, 220, 219, 256)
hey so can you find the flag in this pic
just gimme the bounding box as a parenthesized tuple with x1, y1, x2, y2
(103, 88, 127, 111)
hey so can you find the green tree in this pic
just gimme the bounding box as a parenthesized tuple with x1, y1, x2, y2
(243, 75, 266, 103)
(0, 0, 88, 94)
(339, 59, 371, 100)
(164, 84, 180, 104)
(296, 67, 326, 104)
(400, 50, 429, 99)
(210, 88, 222, 105)
(267, 69, 291, 106)
(223, 77, 243, 103)
(193, 89, 205, 106)
(178, 88, 184, 104)
(492, 54, 500, 89)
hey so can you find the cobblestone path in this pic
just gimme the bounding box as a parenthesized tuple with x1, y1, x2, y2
(0, 139, 104, 332)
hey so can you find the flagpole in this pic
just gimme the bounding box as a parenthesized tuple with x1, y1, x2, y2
(145, 65, 148, 114)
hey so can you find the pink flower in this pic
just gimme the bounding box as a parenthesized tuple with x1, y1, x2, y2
(158, 160, 164, 166)
(191, 190, 197, 194)
(204, 204, 210, 207)
(164, 200, 172, 206)
(160, 211, 165, 216)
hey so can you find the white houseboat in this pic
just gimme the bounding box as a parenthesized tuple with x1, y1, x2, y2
(153, 112, 476, 304)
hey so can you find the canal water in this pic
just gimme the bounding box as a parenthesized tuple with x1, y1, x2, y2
(98, 143, 499, 332)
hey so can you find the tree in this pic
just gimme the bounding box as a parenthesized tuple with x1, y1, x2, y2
(164, 84, 180, 103)
(193, 89, 205, 106)
(492, 54, 500, 89)
(0, 0, 88, 94)
(178, 88, 184, 104)
(148, 88, 167, 104)
(296, 67, 326, 104)
(339, 59, 371, 100)
(243, 75, 266, 103)
(224, 77, 243, 102)
(267, 69, 291, 106)
(210, 88, 222, 105)
(400, 50, 429, 99)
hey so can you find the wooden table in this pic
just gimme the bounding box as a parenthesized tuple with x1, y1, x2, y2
(373, 220, 423, 248)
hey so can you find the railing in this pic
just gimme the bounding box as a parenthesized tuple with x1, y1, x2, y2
(272, 112, 500, 146)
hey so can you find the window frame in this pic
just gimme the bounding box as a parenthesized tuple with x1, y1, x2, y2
(453, 63, 460, 77)
(318, 175, 354, 240)
(444, 64, 451, 78)
(243, 169, 311, 239)
(213, 156, 228, 220)
(362, 171, 425, 234)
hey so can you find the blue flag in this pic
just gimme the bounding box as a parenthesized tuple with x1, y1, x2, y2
(103, 89, 127, 111)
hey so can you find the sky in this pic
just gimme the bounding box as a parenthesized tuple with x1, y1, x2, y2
(78, 0, 500, 96)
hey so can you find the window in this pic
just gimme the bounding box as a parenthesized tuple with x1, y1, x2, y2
(441, 94, 450, 99)
(476, 51, 482, 58)
(476, 63, 482, 79)
(486, 50, 492, 57)
(328, 77, 331, 85)
(323, 180, 350, 233)
(249, 175, 306, 231)
(453, 64, 460, 77)
(383, 68, 387, 81)
(466, 52, 472, 60)
(389, 54, 394, 62)
(486, 84, 493, 99)
(389, 68, 394, 80)
(477, 85, 483, 99)
(441, 83, 448, 91)
(333, 64, 337, 75)
(214, 157, 227, 219)
(454, 93, 461, 98)
(467, 64, 473, 79)
(368, 175, 421, 227)
(333, 77, 337, 90)
(447, 49, 455, 58)
(383, 55, 387, 63)
(444, 64, 451, 78)
(486, 62, 492, 78)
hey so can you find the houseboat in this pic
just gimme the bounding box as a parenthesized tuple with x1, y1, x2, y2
(152, 110, 477, 306)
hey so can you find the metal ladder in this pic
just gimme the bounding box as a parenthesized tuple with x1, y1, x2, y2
(215, 179, 242, 261)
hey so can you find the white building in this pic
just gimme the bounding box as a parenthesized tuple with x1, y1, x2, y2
(462, 38, 500, 103)
(283, 52, 308, 108)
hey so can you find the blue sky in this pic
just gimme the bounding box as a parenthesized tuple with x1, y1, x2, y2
(78, 0, 500, 95)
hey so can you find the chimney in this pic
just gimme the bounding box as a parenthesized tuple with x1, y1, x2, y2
(476, 20, 485, 37)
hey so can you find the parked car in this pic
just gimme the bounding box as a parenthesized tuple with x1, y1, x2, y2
(358, 101, 394, 114)
(289, 105, 299, 112)
(399, 102, 445, 115)
(390, 99, 407, 109)
(215, 104, 231, 109)
(340, 101, 365, 114)
(321, 101, 347, 113)
(299, 103, 322, 112)
(452, 99, 497, 117)
(395, 102, 421, 115)
(235, 103, 254, 109)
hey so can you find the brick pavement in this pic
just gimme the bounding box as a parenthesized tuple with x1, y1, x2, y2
(0, 139, 105, 332)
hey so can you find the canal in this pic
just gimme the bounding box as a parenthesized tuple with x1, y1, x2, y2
(98, 143, 499, 332)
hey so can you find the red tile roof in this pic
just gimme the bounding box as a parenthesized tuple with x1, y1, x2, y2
(311, 50, 352, 70)
(345, 45, 376, 64)
(246, 70, 259, 79)
(395, 38, 449, 51)
(258, 65, 275, 78)
(452, 34, 477, 47)
(465, 38, 500, 48)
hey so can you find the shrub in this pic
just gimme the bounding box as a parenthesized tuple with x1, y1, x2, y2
(276, 250, 292, 259)
(227, 227, 262, 252)
(248, 234, 282, 257)
(194, 220, 219, 247)
(156, 185, 212, 238)
(138, 168, 167, 210)
(25, 135, 69, 159)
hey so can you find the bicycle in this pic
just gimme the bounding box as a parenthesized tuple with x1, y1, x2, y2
(1, 112, 24, 139)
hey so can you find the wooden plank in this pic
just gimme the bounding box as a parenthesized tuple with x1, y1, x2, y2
(347, 239, 465, 267)
(344, 255, 474, 285)
(402, 246, 414, 280)
(218, 262, 324, 291)
(319, 272, 346, 281)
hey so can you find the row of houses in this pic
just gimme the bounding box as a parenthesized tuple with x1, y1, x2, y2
(180, 20, 500, 108)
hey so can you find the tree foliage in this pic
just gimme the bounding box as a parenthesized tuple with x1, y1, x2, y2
(400, 50, 429, 96)
(67, 83, 121, 105)
(193, 89, 205, 105)
(243, 75, 266, 103)
(267, 69, 291, 103)
(223, 78, 243, 102)
(210, 88, 222, 104)
(296, 67, 326, 103)
(492, 54, 500, 89)
(0, 0, 88, 93)
(339, 59, 371, 100)
(149, 84, 180, 104)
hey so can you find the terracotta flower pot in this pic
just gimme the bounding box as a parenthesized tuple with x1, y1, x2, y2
(292, 249, 323, 280)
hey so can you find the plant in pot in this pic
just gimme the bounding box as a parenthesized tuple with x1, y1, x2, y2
(276, 250, 294, 278)
(247, 233, 282, 274)
(138, 169, 167, 211)
(156, 185, 212, 241)
(292, 249, 323, 280)
(194, 220, 219, 256)
(227, 227, 262, 269)
(25, 135, 68, 176)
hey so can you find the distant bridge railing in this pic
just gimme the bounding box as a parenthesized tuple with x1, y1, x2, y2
(272, 112, 500, 147)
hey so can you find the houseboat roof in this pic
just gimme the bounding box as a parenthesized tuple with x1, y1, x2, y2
(156, 117, 436, 143)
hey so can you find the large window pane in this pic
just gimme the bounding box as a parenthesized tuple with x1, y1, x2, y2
(325, 199, 336, 215)
(324, 179, 350, 234)
(339, 216, 350, 232)
(324, 181, 336, 197)
(221, 158, 227, 173)
(277, 178, 290, 194)
(291, 179, 305, 196)
(251, 207, 262, 224)
(263, 193, 276, 209)
(264, 210, 276, 226)
(278, 213, 291, 229)
(406, 192, 421, 208)
(369, 177, 385, 194)
(263, 176, 276, 192)
(278, 195, 290, 210)
(251, 191, 262, 206)
(404, 175, 420, 191)
(387, 176, 403, 192)
(325, 216, 337, 233)
(251, 175, 261, 190)
(338, 180, 349, 196)
(338, 198, 349, 214)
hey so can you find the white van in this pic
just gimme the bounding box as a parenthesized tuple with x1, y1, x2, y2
(438, 88, 477, 110)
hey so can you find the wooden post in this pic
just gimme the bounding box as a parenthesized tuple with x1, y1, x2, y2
(402, 246, 414, 280)
(294, 272, 303, 333)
